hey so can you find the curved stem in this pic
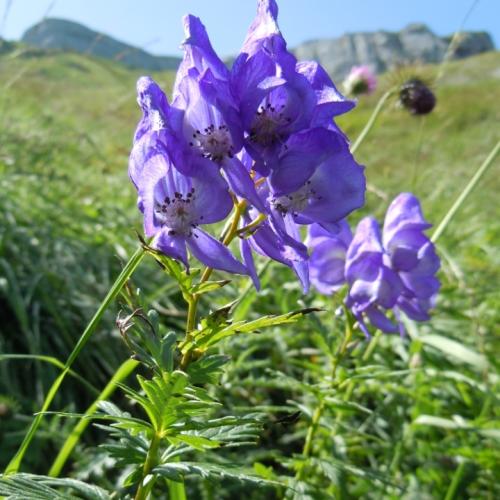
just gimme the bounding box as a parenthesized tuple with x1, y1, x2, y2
(5, 246, 145, 474)
(431, 139, 500, 243)
(351, 89, 396, 154)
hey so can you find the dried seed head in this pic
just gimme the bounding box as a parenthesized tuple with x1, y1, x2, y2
(399, 78, 436, 115)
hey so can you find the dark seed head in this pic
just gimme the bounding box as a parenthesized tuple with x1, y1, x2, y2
(399, 78, 436, 115)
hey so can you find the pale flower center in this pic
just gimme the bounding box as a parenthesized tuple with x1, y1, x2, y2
(190, 124, 233, 163)
(154, 188, 200, 236)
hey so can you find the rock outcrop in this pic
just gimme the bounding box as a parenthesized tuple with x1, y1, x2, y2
(20, 18, 494, 79)
(293, 23, 494, 80)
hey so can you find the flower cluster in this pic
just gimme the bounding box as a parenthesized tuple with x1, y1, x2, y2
(308, 193, 440, 335)
(129, 0, 366, 289)
(343, 65, 377, 96)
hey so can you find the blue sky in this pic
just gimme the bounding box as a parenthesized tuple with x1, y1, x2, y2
(1, 0, 498, 58)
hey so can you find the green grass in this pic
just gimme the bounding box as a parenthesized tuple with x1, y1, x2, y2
(0, 44, 498, 497)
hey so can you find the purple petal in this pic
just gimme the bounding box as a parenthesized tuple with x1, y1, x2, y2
(269, 128, 339, 195)
(383, 192, 432, 248)
(298, 140, 366, 224)
(365, 306, 399, 333)
(240, 238, 260, 290)
(345, 217, 384, 283)
(187, 229, 248, 275)
(223, 158, 267, 212)
(153, 230, 189, 268)
(296, 60, 356, 124)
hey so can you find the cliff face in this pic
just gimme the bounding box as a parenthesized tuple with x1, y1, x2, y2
(293, 24, 494, 80)
(21, 18, 181, 71)
(20, 19, 494, 79)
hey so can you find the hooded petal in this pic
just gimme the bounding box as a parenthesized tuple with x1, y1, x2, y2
(269, 128, 339, 195)
(297, 140, 366, 224)
(187, 228, 248, 275)
(174, 15, 229, 96)
(383, 192, 432, 248)
(345, 217, 384, 283)
(296, 60, 356, 124)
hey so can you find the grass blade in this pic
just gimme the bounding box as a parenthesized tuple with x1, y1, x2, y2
(4, 246, 145, 474)
(432, 140, 500, 243)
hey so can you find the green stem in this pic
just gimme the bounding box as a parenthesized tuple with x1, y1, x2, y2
(296, 318, 353, 481)
(134, 432, 162, 500)
(4, 246, 145, 474)
(431, 140, 500, 243)
(179, 201, 245, 370)
(351, 89, 396, 154)
(48, 358, 139, 477)
(444, 461, 467, 500)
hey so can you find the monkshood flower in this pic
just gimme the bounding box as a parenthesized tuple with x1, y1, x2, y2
(308, 193, 440, 335)
(382, 193, 440, 322)
(346, 193, 440, 335)
(139, 153, 248, 275)
(343, 65, 377, 97)
(231, 0, 353, 173)
(345, 217, 405, 335)
(306, 221, 352, 295)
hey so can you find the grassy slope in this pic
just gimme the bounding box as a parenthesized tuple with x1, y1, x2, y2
(0, 46, 498, 494)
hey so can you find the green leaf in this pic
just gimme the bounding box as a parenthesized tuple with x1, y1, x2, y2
(153, 461, 282, 487)
(190, 279, 231, 295)
(167, 434, 220, 450)
(419, 334, 488, 369)
(0, 474, 110, 499)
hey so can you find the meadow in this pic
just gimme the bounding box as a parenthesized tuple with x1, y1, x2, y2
(0, 36, 499, 499)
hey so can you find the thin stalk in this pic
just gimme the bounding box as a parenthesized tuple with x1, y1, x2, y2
(444, 461, 467, 500)
(134, 432, 162, 500)
(431, 140, 500, 243)
(296, 317, 353, 481)
(179, 201, 246, 370)
(48, 358, 139, 477)
(351, 89, 396, 154)
(5, 246, 145, 474)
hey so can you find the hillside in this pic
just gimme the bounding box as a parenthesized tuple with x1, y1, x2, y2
(22, 18, 181, 71)
(18, 18, 494, 80)
(0, 47, 499, 487)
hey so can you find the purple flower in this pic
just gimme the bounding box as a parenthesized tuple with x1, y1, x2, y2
(308, 193, 440, 335)
(231, 0, 317, 168)
(170, 15, 266, 211)
(345, 217, 404, 335)
(383, 193, 440, 321)
(306, 221, 352, 295)
(139, 153, 248, 275)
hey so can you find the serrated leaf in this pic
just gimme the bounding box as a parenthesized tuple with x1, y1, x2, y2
(167, 434, 220, 450)
(153, 461, 282, 487)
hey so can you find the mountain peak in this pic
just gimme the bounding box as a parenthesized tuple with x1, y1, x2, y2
(21, 18, 181, 71)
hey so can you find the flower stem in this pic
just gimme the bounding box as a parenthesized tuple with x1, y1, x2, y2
(134, 432, 162, 500)
(179, 200, 246, 370)
(351, 89, 396, 154)
(296, 316, 353, 481)
(431, 139, 500, 243)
